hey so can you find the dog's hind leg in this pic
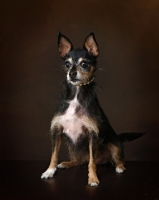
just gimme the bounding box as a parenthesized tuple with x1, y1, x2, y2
(41, 127, 62, 179)
(57, 144, 79, 169)
(57, 160, 78, 169)
(107, 142, 126, 173)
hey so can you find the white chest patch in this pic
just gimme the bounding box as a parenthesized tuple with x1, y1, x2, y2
(51, 91, 99, 143)
(61, 97, 83, 142)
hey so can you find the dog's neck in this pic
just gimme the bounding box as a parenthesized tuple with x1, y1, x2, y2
(64, 78, 97, 109)
(78, 76, 95, 86)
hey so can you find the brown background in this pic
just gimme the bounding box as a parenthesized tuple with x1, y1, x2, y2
(0, 0, 159, 161)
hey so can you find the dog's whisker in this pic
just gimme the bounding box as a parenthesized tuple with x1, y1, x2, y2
(99, 68, 106, 71)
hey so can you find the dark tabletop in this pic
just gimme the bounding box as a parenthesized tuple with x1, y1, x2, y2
(0, 161, 159, 200)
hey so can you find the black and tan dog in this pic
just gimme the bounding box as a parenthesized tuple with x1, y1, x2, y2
(41, 32, 143, 186)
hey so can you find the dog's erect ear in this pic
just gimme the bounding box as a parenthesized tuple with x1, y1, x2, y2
(58, 32, 73, 58)
(83, 32, 99, 58)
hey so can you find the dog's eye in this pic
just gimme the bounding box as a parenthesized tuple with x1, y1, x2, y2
(81, 61, 88, 68)
(65, 62, 71, 68)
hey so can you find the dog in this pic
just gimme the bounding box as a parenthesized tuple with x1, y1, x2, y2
(41, 32, 143, 186)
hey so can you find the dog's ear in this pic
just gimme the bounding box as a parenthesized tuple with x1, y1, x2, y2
(58, 32, 73, 58)
(83, 32, 99, 58)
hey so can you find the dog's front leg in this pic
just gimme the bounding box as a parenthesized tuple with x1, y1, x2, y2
(41, 127, 62, 179)
(88, 135, 99, 187)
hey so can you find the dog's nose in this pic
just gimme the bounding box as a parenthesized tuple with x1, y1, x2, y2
(69, 71, 77, 79)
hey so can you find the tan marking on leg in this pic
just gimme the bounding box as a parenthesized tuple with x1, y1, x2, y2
(48, 135, 62, 169)
(88, 137, 99, 186)
(41, 132, 62, 179)
(57, 160, 78, 169)
(107, 143, 126, 173)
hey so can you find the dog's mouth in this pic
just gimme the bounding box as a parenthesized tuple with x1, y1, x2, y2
(69, 78, 81, 85)
(70, 78, 80, 82)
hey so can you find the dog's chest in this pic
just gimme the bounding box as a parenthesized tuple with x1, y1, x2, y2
(51, 92, 99, 143)
(60, 97, 86, 142)
(51, 95, 97, 144)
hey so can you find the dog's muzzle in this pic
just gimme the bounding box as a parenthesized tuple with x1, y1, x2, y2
(69, 70, 77, 80)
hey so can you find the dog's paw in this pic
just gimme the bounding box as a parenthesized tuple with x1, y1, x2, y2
(115, 166, 126, 173)
(89, 182, 99, 187)
(88, 177, 100, 187)
(57, 163, 65, 169)
(41, 168, 56, 179)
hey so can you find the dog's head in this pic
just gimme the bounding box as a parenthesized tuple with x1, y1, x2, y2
(58, 32, 99, 86)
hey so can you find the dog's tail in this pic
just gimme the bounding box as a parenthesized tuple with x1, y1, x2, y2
(118, 132, 145, 143)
